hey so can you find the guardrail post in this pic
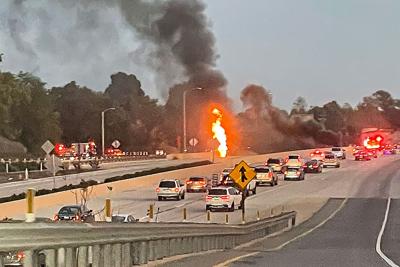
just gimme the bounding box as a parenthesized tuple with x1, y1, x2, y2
(148, 240, 155, 261)
(112, 243, 122, 267)
(162, 239, 170, 258)
(65, 247, 77, 267)
(43, 249, 57, 267)
(23, 250, 37, 267)
(92, 245, 103, 267)
(57, 247, 66, 267)
(105, 198, 112, 222)
(77, 246, 88, 267)
(103, 244, 112, 267)
(122, 243, 131, 267)
(139, 241, 149, 265)
(0, 255, 4, 267)
(25, 188, 35, 222)
(132, 242, 140, 265)
(155, 239, 163, 260)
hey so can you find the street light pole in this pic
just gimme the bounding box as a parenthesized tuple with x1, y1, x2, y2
(101, 107, 116, 156)
(183, 87, 202, 153)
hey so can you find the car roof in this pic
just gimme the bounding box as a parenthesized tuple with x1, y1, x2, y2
(61, 205, 81, 208)
(112, 214, 131, 217)
(209, 186, 232, 190)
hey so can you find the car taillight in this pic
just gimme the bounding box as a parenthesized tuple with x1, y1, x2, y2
(206, 196, 212, 200)
(220, 195, 230, 201)
(310, 153, 314, 157)
(174, 188, 179, 192)
(186, 181, 192, 184)
(302, 165, 307, 168)
(284, 171, 288, 175)
(53, 214, 59, 221)
(17, 251, 24, 260)
(74, 215, 80, 221)
(199, 181, 206, 185)
(321, 153, 325, 157)
(313, 165, 318, 168)
(296, 171, 301, 175)
(156, 188, 160, 193)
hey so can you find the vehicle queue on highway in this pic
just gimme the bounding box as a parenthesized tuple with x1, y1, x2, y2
(48, 144, 400, 224)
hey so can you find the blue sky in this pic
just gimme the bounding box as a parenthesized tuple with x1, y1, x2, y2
(204, 0, 400, 109)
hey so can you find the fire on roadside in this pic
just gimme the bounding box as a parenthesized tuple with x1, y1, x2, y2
(211, 107, 228, 157)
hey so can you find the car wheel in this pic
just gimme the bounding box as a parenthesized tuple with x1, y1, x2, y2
(176, 195, 180, 201)
(336, 165, 340, 168)
(181, 193, 185, 200)
(275, 179, 278, 185)
(270, 181, 274, 187)
(158, 196, 163, 201)
(253, 187, 257, 195)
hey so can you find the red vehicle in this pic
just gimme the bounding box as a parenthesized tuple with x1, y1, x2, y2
(310, 150, 325, 160)
(354, 151, 372, 161)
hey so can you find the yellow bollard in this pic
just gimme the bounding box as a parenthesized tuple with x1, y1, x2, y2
(105, 198, 112, 222)
(207, 210, 211, 223)
(241, 210, 245, 224)
(148, 204, 154, 222)
(225, 214, 229, 224)
(257, 210, 260, 221)
(25, 188, 35, 222)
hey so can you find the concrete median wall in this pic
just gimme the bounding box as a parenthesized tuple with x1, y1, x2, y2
(0, 211, 295, 266)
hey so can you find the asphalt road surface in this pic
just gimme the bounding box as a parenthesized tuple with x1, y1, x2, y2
(154, 154, 400, 267)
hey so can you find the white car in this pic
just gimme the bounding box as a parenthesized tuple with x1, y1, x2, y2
(285, 154, 303, 167)
(112, 214, 138, 223)
(206, 187, 242, 212)
(156, 179, 185, 201)
(323, 153, 340, 168)
(254, 166, 278, 186)
(331, 147, 346, 159)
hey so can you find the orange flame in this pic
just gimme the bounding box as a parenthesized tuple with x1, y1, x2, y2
(211, 108, 228, 157)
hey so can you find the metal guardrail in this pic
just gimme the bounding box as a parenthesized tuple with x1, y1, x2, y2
(0, 211, 296, 266)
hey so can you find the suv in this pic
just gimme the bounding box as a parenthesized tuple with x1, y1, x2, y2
(285, 154, 303, 167)
(54, 205, 94, 222)
(186, 176, 208, 192)
(265, 158, 284, 173)
(206, 187, 242, 212)
(331, 147, 346, 159)
(254, 166, 278, 186)
(323, 152, 340, 168)
(156, 179, 185, 201)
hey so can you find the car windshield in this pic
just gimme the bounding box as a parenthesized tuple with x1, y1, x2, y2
(306, 160, 318, 164)
(288, 155, 299, 159)
(287, 168, 299, 172)
(332, 148, 341, 151)
(159, 181, 176, 188)
(267, 159, 280, 164)
(59, 207, 79, 215)
(208, 189, 228, 195)
(325, 155, 335, 159)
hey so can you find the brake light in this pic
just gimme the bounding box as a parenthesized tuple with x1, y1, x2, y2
(186, 181, 193, 184)
(53, 214, 59, 221)
(199, 181, 206, 185)
(313, 165, 318, 168)
(296, 171, 301, 175)
(17, 251, 24, 260)
(220, 195, 230, 201)
(156, 188, 160, 193)
(284, 171, 288, 175)
(74, 215, 80, 221)
(310, 153, 314, 157)
(302, 164, 307, 168)
(321, 153, 325, 157)
(174, 188, 179, 192)
(206, 196, 212, 200)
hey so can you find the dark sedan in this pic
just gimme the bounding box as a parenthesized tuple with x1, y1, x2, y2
(303, 160, 323, 173)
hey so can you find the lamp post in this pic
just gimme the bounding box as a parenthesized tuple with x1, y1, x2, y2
(101, 107, 116, 156)
(183, 87, 202, 153)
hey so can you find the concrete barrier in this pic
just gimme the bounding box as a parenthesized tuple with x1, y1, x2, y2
(0, 211, 295, 266)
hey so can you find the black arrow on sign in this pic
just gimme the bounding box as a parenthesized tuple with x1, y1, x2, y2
(239, 166, 247, 182)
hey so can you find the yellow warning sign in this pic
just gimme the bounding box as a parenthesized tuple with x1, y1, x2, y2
(228, 160, 256, 191)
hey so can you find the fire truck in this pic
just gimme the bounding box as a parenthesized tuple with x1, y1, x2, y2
(53, 140, 100, 169)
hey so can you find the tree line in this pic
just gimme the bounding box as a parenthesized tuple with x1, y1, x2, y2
(0, 70, 399, 155)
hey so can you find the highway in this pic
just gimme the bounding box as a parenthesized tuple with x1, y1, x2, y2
(1, 151, 399, 266)
(155, 154, 400, 267)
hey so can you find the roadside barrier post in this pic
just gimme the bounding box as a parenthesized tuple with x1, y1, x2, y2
(40, 161, 43, 172)
(183, 208, 187, 222)
(148, 204, 154, 222)
(207, 210, 211, 223)
(25, 188, 35, 222)
(5, 162, 8, 173)
(25, 168, 29, 180)
(225, 214, 229, 224)
(257, 210, 260, 221)
(105, 198, 112, 222)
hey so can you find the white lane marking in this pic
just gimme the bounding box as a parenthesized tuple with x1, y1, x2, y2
(376, 198, 399, 267)
(214, 199, 348, 267)
(175, 203, 185, 208)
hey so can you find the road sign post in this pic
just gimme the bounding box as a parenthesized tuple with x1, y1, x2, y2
(228, 160, 256, 225)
